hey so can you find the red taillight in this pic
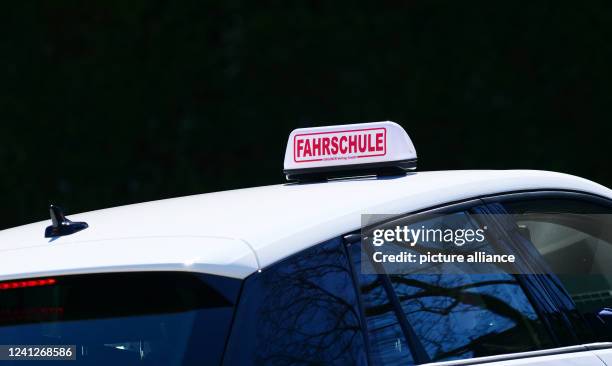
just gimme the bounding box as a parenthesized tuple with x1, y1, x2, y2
(0, 278, 56, 290)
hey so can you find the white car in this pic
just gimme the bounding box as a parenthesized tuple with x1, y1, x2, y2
(1, 121, 612, 366)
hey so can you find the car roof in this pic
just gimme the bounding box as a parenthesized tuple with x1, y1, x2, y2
(0, 170, 610, 281)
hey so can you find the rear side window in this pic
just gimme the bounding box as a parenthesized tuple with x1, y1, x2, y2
(0, 272, 240, 365)
(223, 237, 367, 366)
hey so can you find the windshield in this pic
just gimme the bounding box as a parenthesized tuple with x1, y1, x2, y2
(0, 272, 240, 365)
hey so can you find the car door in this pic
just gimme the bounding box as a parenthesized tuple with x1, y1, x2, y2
(484, 190, 612, 364)
(348, 197, 609, 365)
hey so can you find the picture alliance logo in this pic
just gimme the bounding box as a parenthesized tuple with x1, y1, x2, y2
(371, 225, 488, 247)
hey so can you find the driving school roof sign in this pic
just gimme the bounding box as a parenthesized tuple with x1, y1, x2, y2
(284, 121, 417, 181)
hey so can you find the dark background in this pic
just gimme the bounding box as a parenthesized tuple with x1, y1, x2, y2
(2, 1, 611, 229)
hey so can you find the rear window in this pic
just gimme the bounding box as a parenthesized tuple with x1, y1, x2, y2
(0, 272, 240, 365)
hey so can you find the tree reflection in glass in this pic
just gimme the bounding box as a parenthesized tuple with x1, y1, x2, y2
(224, 238, 367, 366)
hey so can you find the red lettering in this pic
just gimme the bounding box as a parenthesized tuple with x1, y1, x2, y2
(312, 138, 321, 156)
(376, 133, 384, 151)
(358, 134, 367, 152)
(367, 133, 375, 152)
(331, 137, 339, 154)
(304, 139, 312, 157)
(339, 136, 348, 153)
(348, 135, 357, 153)
(322, 137, 331, 155)
(296, 130, 385, 160)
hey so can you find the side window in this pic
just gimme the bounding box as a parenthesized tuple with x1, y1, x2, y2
(350, 209, 555, 365)
(499, 195, 612, 340)
(388, 273, 551, 361)
(223, 237, 367, 366)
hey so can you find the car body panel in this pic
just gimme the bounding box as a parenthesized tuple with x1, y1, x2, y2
(421, 343, 612, 366)
(0, 170, 610, 281)
(0, 236, 258, 281)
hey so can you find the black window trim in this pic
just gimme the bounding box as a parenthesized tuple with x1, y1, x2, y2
(480, 189, 612, 208)
(344, 238, 376, 366)
(359, 240, 432, 364)
(220, 281, 245, 365)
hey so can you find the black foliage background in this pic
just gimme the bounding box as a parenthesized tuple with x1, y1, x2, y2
(2, 1, 611, 229)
